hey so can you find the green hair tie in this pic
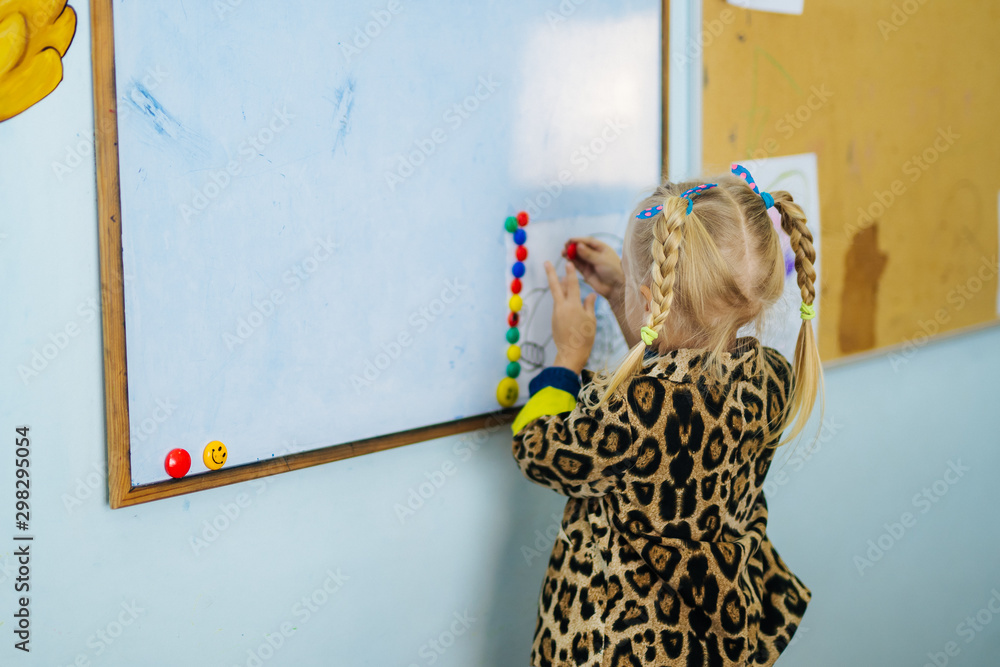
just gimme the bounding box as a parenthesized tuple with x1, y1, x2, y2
(800, 302, 816, 320)
(640, 326, 659, 346)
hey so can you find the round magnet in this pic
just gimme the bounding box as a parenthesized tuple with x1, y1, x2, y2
(497, 377, 519, 407)
(165, 448, 191, 479)
(203, 441, 228, 470)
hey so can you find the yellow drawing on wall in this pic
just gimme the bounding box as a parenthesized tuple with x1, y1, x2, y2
(0, 0, 75, 122)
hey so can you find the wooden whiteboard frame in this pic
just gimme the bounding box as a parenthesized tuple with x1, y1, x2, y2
(91, 0, 668, 508)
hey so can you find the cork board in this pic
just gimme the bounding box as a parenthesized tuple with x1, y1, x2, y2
(701, 0, 1000, 363)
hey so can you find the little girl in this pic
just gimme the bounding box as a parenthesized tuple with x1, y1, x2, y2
(510, 165, 823, 667)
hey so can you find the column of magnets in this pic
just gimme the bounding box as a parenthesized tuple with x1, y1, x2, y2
(496, 211, 529, 407)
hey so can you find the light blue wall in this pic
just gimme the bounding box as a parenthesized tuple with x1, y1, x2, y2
(1, 2, 998, 666)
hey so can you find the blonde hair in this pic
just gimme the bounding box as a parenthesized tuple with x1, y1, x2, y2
(581, 173, 824, 449)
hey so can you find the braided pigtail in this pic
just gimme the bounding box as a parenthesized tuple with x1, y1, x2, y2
(651, 188, 735, 384)
(587, 194, 690, 409)
(648, 195, 686, 333)
(769, 190, 825, 448)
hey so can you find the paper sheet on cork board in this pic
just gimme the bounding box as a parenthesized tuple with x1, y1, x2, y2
(727, 0, 804, 15)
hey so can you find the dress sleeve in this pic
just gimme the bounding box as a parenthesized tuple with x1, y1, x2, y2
(511, 367, 636, 498)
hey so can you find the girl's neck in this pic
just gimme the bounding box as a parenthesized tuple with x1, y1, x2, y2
(653, 326, 738, 355)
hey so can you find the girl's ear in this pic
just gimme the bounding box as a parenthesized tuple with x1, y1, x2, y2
(639, 285, 652, 312)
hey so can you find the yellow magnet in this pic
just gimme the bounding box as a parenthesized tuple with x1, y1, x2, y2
(202, 440, 228, 470)
(497, 377, 519, 407)
(509, 294, 522, 312)
(507, 345, 521, 362)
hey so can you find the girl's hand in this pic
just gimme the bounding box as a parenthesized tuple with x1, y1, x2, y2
(544, 260, 596, 375)
(563, 237, 625, 309)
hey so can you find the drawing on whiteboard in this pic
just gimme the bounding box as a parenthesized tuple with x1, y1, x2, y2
(519, 234, 628, 372)
(0, 0, 76, 122)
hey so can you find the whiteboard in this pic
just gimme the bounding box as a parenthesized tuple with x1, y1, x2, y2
(111, 0, 661, 484)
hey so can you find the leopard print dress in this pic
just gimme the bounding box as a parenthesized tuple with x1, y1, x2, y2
(511, 336, 811, 667)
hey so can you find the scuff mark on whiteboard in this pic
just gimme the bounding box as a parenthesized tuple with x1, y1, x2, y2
(127, 83, 182, 137)
(125, 81, 208, 157)
(331, 79, 355, 154)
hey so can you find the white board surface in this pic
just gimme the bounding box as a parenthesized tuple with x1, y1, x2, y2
(112, 0, 661, 484)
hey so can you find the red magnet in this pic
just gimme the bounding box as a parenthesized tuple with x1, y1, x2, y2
(165, 448, 191, 478)
(510, 278, 522, 294)
(566, 242, 578, 260)
(508, 312, 519, 327)
(515, 245, 527, 261)
(516, 211, 529, 226)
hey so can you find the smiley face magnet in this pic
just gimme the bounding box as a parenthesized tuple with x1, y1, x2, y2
(202, 441, 228, 470)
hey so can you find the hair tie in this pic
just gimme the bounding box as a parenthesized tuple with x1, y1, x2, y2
(640, 326, 658, 346)
(635, 204, 663, 219)
(679, 183, 717, 214)
(800, 302, 816, 320)
(731, 163, 775, 211)
(635, 183, 718, 218)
